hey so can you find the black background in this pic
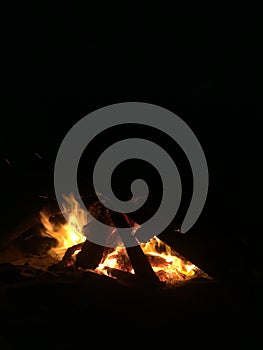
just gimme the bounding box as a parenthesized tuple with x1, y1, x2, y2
(1, 3, 262, 278)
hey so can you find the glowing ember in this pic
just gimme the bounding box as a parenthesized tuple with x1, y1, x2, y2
(40, 193, 208, 284)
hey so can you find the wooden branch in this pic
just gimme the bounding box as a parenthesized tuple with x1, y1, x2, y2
(110, 212, 163, 288)
(75, 240, 105, 270)
(105, 267, 138, 288)
(62, 242, 84, 262)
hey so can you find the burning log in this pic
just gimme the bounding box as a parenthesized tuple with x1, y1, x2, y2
(110, 211, 163, 288)
(104, 267, 138, 288)
(62, 242, 84, 262)
(125, 244, 164, 287)
(74, 202, 113, 269)
(73, 203, 163, 287)
(75, 240, 105, 270)
(48, 242, 85, 271)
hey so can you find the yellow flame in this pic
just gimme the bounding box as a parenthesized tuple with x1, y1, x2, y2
(40, 193, 87, 259)
(97, 236, 200, 284)
(40, 193, 207, 284)
(141, 236, 198, 282)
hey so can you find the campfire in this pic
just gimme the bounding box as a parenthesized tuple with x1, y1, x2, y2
(34, 193, 210, 287)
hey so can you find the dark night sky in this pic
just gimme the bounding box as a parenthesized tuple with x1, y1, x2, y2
(1, 3, 262, 267)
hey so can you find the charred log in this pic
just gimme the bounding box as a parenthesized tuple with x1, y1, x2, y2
(75, 240, 105, 270)
(105, 267, 138, 288)
(62, 242, 84, 262)
(110, 211, 163, 287)
(74, 205, 113, 269)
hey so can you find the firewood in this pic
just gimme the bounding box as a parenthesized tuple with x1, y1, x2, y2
(110, 211, 163, 288)
(75, 240, 105, 270)
(74, 209, 113, 270)
(104, 267, 138, 288)
(124, 244, 164, 287)
(48, 242, 86, 271)
(62, 242, 84, 262)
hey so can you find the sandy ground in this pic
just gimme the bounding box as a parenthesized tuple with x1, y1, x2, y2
(0, 241, 261, 349)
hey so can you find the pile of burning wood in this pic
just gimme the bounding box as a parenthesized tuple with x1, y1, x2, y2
(0, 194, 210, 289)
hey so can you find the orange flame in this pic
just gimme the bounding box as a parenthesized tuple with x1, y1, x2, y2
(39, 193, 87, 259)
